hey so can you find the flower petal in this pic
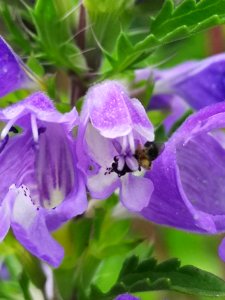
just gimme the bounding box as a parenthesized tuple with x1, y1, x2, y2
(87, 168, 120, 199)
(142, 102, 225, 233)
(11, 185, 64, 267)
(128, 98, 154, 140)
(85, 123, 117, 166)
(218, 237, 225, 262)
(85, 81, 153, 139)
(142, 148, 216, 233)
(0, 92, 78, 131)
(149, 94, 189, 132)
(0, 132, 34, 200)
(154, 54, 225, 109)
(35, 122, 87, 228)
(0, 36, 34, 97)
(0, 188, 14, 241)
(176, 133, 225, 215)
(0, 100, 86, 231)
(120, 174, 154, 212)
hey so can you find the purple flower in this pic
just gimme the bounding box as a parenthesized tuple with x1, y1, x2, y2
(0, 36, 34, 96)
(135, 54, 225, 130)
(0, 262, 9, 280)
(77, 81, 154, 212)
(139, 102, 225, 261)
(114, 293, 140, 300)
(0, 92, 87, 267)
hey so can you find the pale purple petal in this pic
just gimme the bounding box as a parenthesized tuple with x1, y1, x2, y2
(85, 81, 153, 139)
(149, 95, 189, 132)
(120, 174, 154, 212)
(154, 54, 225, 109)
(87, 168, 120, 199)
(135, 62, 196, 84)
(0, 36, 34, 96)
(0, 188, 13, 241)
(128, 98, 154, 140)
(11, 185, 64, 267)
(0, 92, 78, 131)
(85, 123, 117, 166)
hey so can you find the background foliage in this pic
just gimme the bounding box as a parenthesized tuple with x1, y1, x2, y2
(0, 0, 225, 299)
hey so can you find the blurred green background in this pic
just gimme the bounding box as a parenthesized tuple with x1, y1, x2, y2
(0, 0, 225, 299)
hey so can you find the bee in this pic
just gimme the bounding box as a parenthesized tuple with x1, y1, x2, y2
(134, 141, 162, 170)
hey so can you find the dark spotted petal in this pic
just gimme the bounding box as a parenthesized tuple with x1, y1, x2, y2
(10, 185, 64, 267)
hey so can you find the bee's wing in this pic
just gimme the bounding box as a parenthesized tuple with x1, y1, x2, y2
(151, 141, 165, 161)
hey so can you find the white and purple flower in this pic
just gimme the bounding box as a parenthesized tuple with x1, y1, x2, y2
(0, 92, 87, 267)
(77, 81, 155, 212)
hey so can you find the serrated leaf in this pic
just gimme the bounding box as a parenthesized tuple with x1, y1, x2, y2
(151, 0, 174, 29)
(155, 258, 181, 272)
(102, 0, 225, 76)
(90, 255, 225, 298)
(151, 0, 225, 37)
(119, 256, 139, 279)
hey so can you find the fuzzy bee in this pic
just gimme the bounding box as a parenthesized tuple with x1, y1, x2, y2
(134, 141, 162, 170)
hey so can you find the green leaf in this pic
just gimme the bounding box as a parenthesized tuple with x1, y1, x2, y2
(31, 0, 88, 74)
(102, 0, 225, 76)
(147, 110, 169, 128)
(27, 56, 45, 77)
(150, 0, 225, 38)
(18, 272, 32, 300)
(168, 109, 193, 137)
(90, 256, 225, 299)
(0, 2, 31, 53)
(0, 281, 23, 300)
(84, 0, 134, 52)
(154, 124, 167, 143)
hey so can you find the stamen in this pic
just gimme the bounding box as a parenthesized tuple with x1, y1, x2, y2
(1, 118, 18, 140)
(31, 114, 38, 143)
(117, 156, 125, 171)
(121, 136, 128, 152)
(125, 156, 139, 171)
(128, 132, 135, 154)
